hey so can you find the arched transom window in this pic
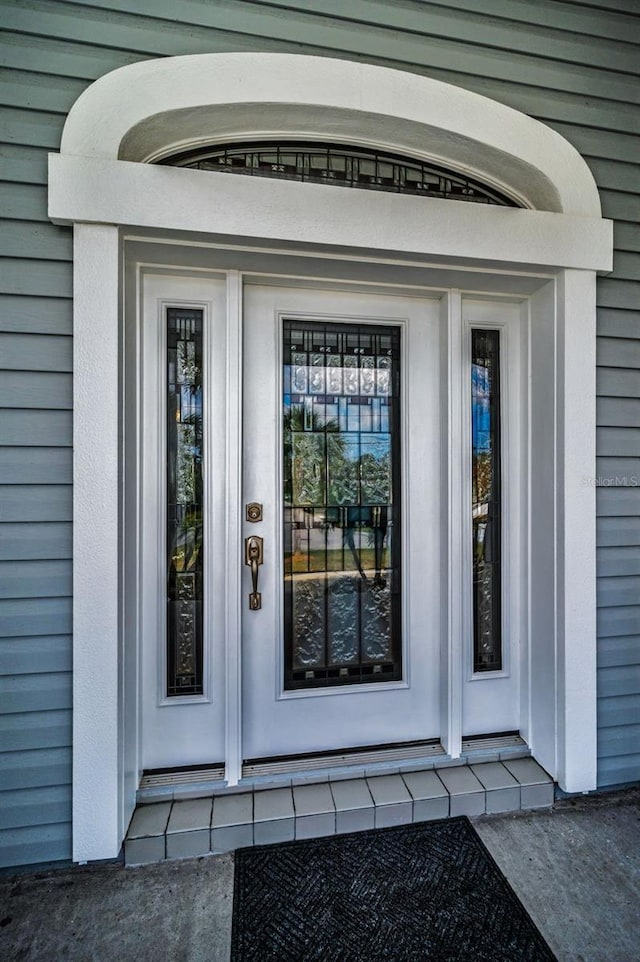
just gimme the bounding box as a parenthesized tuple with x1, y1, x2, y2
(160, 141, 520, 207)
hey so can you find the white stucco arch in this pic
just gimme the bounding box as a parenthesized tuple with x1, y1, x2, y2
(48, 52, 613, 863)
(58, 52, 601, 217)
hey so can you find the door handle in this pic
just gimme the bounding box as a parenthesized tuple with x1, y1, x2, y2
(245, 535, 263, 610)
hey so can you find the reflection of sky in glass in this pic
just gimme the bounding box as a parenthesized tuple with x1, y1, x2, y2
(360, 435, 391, 460)
(472, 363, 491, 453)
(179, 385, 202, 423)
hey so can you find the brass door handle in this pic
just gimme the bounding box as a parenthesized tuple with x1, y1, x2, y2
(245, 535, 263, 610)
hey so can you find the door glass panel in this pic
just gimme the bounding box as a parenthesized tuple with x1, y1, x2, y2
(166, 307, 204, 696)
(283, 320, 401, 689)
(471, 328, 502, 672)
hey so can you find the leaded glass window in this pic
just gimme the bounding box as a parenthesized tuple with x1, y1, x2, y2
(166, 308, 204, 696)
(160, 142, 519, 207)
(283, 320, 402, 690)
(471, 329, 502, 672)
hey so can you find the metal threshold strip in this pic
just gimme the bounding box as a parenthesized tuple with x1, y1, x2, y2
(242, 740, 445, 779)
(462, 733, 526, 754)
(138, 734, 528, 793)
(140, 764, 225, 790)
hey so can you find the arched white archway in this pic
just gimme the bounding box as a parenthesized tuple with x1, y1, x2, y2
(59, 52, 601, 217)
(48, 53, 612, 863)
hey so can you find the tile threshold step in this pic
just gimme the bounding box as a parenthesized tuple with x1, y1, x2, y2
(125, 756, 552, 867)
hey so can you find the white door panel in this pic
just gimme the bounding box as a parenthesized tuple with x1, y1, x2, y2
(241, 285, 442, 760)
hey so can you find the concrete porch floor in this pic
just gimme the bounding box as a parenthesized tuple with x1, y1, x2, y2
(1, 786, 639, 962)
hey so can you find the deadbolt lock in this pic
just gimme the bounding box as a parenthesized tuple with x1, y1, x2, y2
(246, 502, 263, 523)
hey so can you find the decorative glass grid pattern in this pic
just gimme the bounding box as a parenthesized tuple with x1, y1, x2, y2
(166, 308, 204, 696)
(471, 329, 502, 672)
(161, 142, 519, 207)
(283, 320, 402, 690)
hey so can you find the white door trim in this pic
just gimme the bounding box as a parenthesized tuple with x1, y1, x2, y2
(224, 270, 243, 786)
(55, 53, 609, 862)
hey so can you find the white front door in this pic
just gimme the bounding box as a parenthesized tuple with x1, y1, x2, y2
(139, 273, 522, 774)
(241, 285, 442, 761)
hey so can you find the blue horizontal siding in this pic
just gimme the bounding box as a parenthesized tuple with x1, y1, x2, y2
(597, 576, 640, 608)
(0, 106, 63, 150)
(598, 606, 640, 639)
(0, 221, 74, 261)
(597, 754, 640, 789)
(1, 68, 87, 114)
(596, 487, 640, 517)
(597, 427, 640, 458)
(0, 637, 72, 675)
(0, 295, 72, 336)
(0, 822, 71, 869)
(0, 785, 71, 830)
(598, 337, 640, 368)
(598, 309, 640, 340)
(0, 411, 72, 446)
(598, 664, 640, 700)
(596, 458, 640, 483)
(598, 634, 640, 668)
(0, 486, 72, 523)
(598, 549, 640, 578)
(0, 708, 72, 752)
(597, 517, 640, 548)
(597, 398, 640, 429)
(0, 673, 72, 715)
(0, 522, 72, 560)
(598, 693, 639, 728)
(0, 145, 51, 186)
(597, 368, 640, 398)
(0, 598, 72, 638)
(0, 259, 73, 299)
(0, 183, 50, 221)
(0, 447, 72, 484)
(0, 333, 72, 372)
(1, 372, 73, 410)
(0, 561, 72, 599)
(1, 747, 72, 791)
(598, 724, 640, 759)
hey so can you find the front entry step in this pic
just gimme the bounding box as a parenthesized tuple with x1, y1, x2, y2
(124, 757, 554, 867)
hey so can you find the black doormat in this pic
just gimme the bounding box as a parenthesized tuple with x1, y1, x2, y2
(231, 817, 557, 962)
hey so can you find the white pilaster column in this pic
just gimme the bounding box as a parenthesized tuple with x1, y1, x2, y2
(556, 268, 598, 793)
(72, 223, 122, 861)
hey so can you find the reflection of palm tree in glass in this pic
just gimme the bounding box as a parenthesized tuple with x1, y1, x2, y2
(283, 404, 340, 505)
(170, 509, 202, 574)
(285, 403, 389, 585)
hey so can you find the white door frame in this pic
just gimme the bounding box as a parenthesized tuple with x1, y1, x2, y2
(48, 52, 612, 862)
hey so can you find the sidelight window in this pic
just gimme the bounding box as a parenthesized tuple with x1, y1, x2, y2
(471, 329, 502, 673)
(166, 307, 204, 695)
